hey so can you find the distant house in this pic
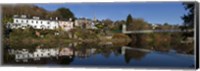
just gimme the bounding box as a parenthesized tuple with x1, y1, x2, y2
(151, 24, 158, 29)
(58, 19, 74, 31)
(74, 19, 90, 28)
(74, 18, 97, 29)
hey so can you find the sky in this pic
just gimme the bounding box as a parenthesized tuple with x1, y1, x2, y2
(36, 2, 187, 25)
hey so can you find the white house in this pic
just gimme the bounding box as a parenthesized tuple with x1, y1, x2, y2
(151, 24, 158, 29)
(8, 15, 99, 31)
(13, 16, 59, 30)
(9, 15, 59, 30)
(58, 20, 74, 31)
(74, 18, 97, 29)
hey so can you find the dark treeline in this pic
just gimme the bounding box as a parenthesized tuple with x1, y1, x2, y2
(2, 5, 75, 24)
(2, 5, 75, 38)
(181, 2, 195, 39)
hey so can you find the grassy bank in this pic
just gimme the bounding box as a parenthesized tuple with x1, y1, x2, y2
(4, 28, 131, 47)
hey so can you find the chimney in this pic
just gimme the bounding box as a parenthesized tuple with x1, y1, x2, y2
(21, 15, 27, 18)
(33, 16, 40, 20)
(69, 18, 72, 21)
(56, 17, 58, 20)
(13, 15, 18, 18)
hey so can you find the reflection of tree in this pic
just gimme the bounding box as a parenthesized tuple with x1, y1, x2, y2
(128, 34, 151, 48)
(173, 43, 194, 54)
(128, 33, 172, 52)
(101, 49, 112, 58)
(75, 49, 91, 59)
(3, 45, 14, 64)
(58, 55, 74, 65)
(128, 32, 194, 54)
(113, 47, 122, 57)
(124, 49, 147, 63)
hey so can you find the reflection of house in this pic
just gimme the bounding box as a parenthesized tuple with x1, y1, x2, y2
(59, 47, 74, 57)
(8, 46, 97, 62)
(7, 47, 76, 64)
(74, 48, 96, 59)
(9, 48, 60, 62)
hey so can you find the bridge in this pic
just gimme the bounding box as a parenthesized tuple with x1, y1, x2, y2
(121, 46, 194, 57)
(122, 24, 193, 34)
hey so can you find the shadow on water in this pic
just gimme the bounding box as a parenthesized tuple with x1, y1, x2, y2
(2, 33, 195, 68)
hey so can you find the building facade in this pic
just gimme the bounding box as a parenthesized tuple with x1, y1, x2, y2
(58, 21, 74, 31)
(8, 15, 98, 31)
(11, 15, 59, 30)
(9, 15, 74, 31)
(74, 18, 97, 29)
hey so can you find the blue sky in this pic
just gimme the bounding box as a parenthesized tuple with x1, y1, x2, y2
(36, 2, 187, 25)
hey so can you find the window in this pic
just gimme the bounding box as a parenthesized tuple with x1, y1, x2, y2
(32, 21, 33, 23)
(36, 21, 38, 24)
(21, 20, 23, 23)
(26, 20, 28, 23)
(47, 22, 50, 24)
(16, 20, 18, 23)
(41, 21, 42, 24)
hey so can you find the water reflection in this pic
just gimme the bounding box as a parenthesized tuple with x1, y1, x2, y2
(7, 46, 73, 65)
(3, 33, 194, 68)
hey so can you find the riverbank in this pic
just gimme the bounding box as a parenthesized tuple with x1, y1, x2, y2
(4, 32, 131, 48)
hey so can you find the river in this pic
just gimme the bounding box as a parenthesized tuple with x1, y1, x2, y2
(3, 33, 195, 68)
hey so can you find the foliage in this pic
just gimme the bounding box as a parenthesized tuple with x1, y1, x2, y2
(69, 28, 98, 40)
(95, 23, 104, 29)
(2, 5, 75, 23)
(112, 33, 130, 40)
(2, 5, 47, 20)
(127, 18, 151, 31)
(55, 7, 75, 20)
(181, 2, 195, 39)
(126, 14, 133, 26)
(182, 2, 195, 28)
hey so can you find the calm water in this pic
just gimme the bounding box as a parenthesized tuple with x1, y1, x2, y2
(3, 33, 195, 68)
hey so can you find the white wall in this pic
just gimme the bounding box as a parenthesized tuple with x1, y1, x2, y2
(59, 21, 73, 31)
(13, 18, 59, 30)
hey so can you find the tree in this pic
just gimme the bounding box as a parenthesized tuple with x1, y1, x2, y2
(181, 2, 195, 39)
(102, 19, 113, 26)
(55, 7, 75, 20)
(113, 20, 126, 31)
(182, 2, 195, 29)
(127, 18, 150, 31)
(163, 22, 169, 26)
(126, 14, 133, 26)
